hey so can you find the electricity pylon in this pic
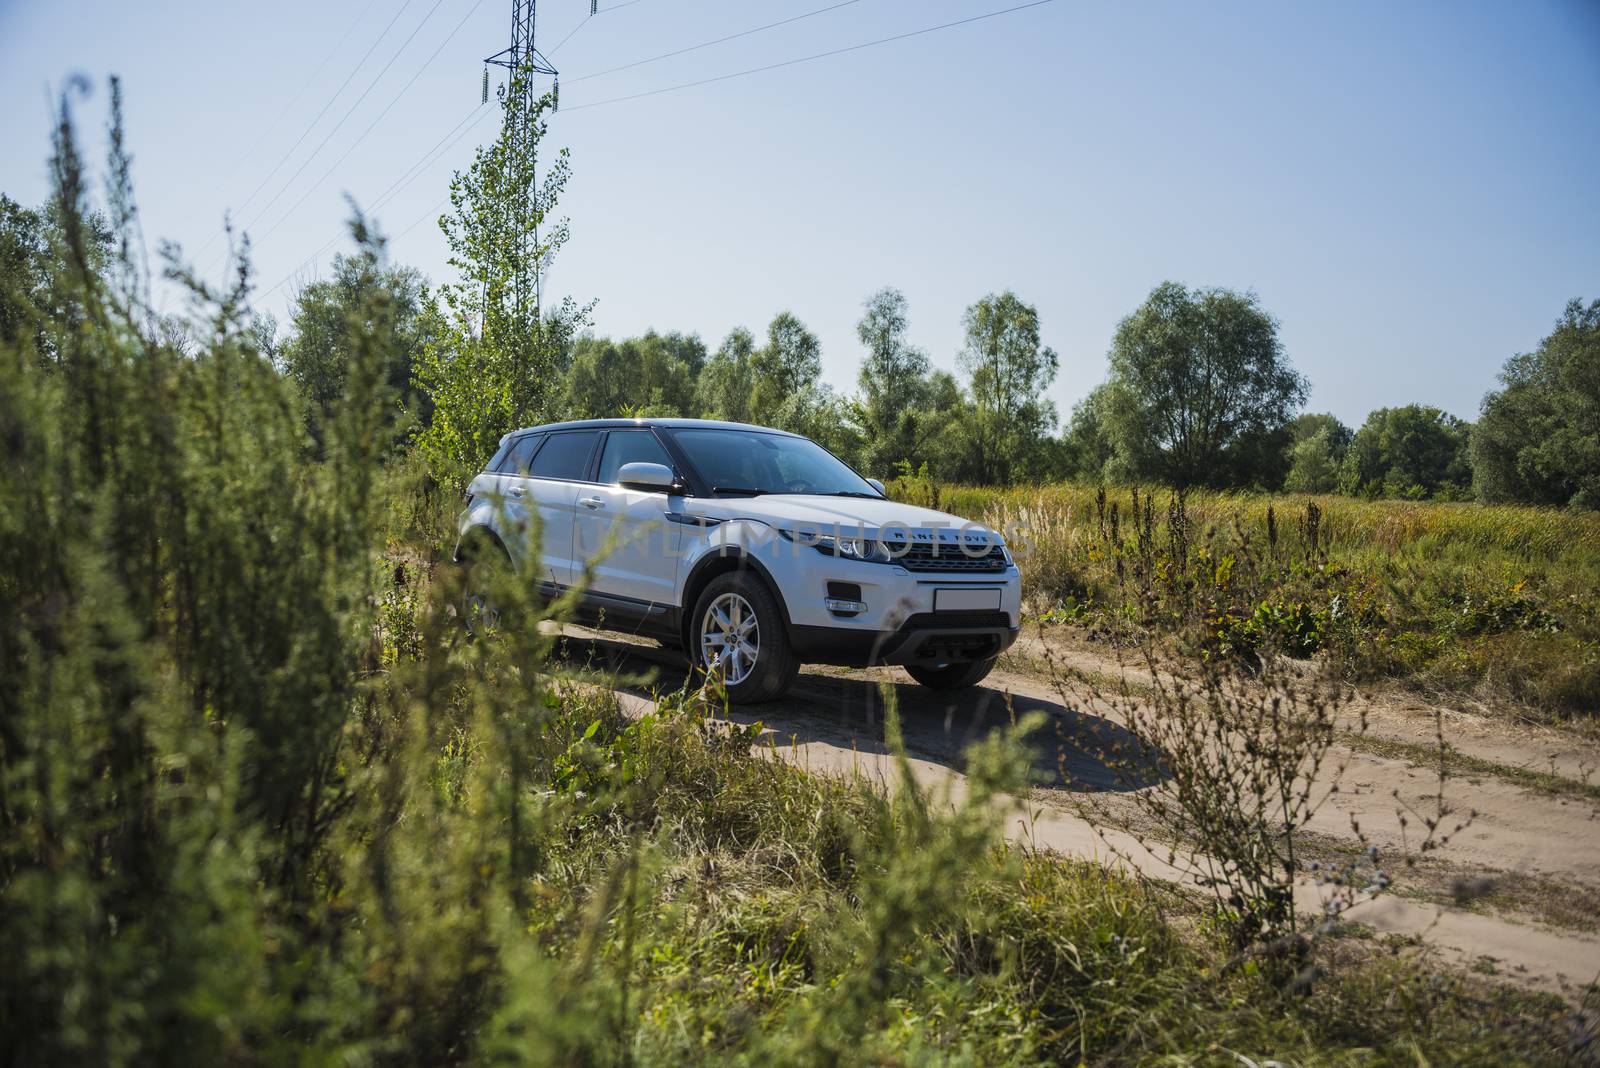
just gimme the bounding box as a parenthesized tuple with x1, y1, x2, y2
(483, 1, 558, 320)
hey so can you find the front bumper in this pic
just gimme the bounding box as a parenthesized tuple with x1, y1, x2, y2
(721, 527, 1023, 668)
(790, 610, 1019, 667)
(778, 554, 1021, 667)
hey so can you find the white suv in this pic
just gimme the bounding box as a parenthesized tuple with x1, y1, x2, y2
(456, 418, 1021, 702)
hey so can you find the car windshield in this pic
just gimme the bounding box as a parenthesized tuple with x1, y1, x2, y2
(666, 428, 880, 498)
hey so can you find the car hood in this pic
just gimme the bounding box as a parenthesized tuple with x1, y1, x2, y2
(684, 494, 1003, 543)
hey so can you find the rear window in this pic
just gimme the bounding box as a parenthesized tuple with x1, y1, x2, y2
(495, 434, 543, 475)
(528, 431, 599, 481)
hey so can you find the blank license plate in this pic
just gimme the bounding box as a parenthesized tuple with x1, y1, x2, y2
(934, 588, 1001, 612)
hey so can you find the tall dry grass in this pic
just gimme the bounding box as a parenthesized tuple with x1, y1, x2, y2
(890, 478, 1600, 720)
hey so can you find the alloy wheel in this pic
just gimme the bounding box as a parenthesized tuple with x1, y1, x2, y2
(699, 591, 760, 685)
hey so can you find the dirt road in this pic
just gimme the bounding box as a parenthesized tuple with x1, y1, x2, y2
(553, 623, 1600, 999)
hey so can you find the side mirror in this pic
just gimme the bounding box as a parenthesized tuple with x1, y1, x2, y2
(618, 461, 677, 492)
(865, 477, 886, 496)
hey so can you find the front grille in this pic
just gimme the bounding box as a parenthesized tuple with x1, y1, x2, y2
(881, 540, 1007, 572)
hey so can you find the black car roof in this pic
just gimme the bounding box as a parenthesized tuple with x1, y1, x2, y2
(505, 418, 804, 439)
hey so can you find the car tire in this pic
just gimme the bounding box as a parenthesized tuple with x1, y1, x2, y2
(904, 657, 996, 691)
(456, 528, 514, 636)
(689, 572, 799, 704)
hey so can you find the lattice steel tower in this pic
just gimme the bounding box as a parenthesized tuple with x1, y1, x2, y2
(484, 0, 558, 319)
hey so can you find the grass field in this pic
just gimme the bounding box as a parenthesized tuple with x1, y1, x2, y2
(888, 477, 1600, 723)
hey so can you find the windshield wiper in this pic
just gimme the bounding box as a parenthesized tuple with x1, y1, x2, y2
(826, 491, 884, 499)
(711, 486, 768, 497)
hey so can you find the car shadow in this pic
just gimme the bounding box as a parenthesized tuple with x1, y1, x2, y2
(549, 627, 1166, 794)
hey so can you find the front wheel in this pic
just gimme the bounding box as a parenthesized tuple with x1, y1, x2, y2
(690, 573, 799, 704)
(905, 658, 996, 691)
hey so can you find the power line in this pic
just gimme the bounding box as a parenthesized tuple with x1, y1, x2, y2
(566, 0, 1055, 111)
(198, 0, 416, 259)
(265, 0, 1056, 302)
(566, 0, 863, 84)
(348, 0, 872, 268)
(226, 0, 453, 254)
(217, 0, 385, 187)
(248, 0, 489, 252)
(394, 193, 456, 243)
(547, 14, 589, 55)
(259, 104, 496, 299)
(368, 104, 492, 213)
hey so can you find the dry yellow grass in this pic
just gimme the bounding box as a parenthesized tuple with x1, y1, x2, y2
(888, 477, 1600, 720)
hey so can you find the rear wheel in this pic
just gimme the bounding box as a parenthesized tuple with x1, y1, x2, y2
(690, 572, 798, 703)
(905, 657, 996, 691)
(456, 530, 513, 636)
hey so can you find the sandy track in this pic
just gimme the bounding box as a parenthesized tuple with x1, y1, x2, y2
(552, 623, 1600, 999)
(1008, 632, 1600, 784)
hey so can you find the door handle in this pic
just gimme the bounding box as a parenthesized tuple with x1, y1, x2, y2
(505, 485, 526, 497)
(579, 496, 605, 510)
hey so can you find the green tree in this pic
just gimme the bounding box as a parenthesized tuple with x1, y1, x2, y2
(1285, 430, 1342, 493)
(851, 287, 958, 476)
(412, 73, 588, 485)
(658, 327, 707, 379)
(957, 290, 1059, 484)
(1472, 298, 1600, 509)
(1289, 412, 1353, 455)
(0, 193, 112, 363)
(699, 313, 830, 433)
(562, 330, 704, 418)
(1102, 281, 1306, 488)
(0, 195, 51, 354)
(856, 288, 927, 413)
(279, 251, 434, 444)
(750, 310, 823, 427)
(1281, 413, 1352, 494)
(1060, 384, 1117, 482)
(698, 326, 760, 423)
(1339, 405, 1473, 499)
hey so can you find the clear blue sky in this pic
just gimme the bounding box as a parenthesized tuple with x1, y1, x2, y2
(2, 0, 1596, 427)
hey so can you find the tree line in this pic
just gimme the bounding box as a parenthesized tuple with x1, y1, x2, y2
(265, 244, 1597, 507)
(5, 186, 1592, 509)
(4, 68, 1591, 509)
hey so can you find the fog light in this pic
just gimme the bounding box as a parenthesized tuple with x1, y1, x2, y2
(825, 598, 867, 615)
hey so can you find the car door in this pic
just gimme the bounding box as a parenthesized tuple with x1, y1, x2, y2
(482, 433, 544, 564)
(520, 429, 602, 589)
(576, 429, 684, 608)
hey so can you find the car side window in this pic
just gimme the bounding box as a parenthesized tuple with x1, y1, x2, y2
(528, 431, 600, 481)
(597, 431, 673, 485)
(495, 434, 543, 475)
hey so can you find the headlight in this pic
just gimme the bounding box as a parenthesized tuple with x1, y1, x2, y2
(778, 528, 893, 564)
(821, 533, 893, 563)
